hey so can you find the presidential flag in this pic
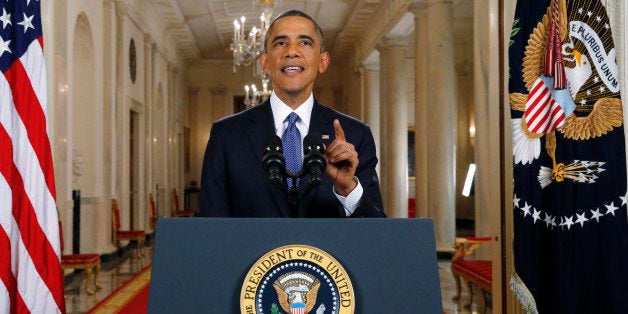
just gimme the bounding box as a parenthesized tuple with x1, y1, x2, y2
(509, 0, 628, 313)
(0, 0, 65, 313)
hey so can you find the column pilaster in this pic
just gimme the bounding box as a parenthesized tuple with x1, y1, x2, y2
(361, 60, 381, 176)
(382, 36, 409, 218)
(410, 3, 429, 219)
(426, 0, 456, 250)
(375, 42, 388, 204)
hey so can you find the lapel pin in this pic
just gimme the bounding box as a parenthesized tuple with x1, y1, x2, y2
(322, 134, 330, 140)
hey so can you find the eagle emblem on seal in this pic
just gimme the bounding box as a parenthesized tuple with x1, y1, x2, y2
(273, 271, 321, 314)
(510, 0, 622, 188)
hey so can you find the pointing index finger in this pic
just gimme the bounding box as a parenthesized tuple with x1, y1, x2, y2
(334, 119, 345, 141)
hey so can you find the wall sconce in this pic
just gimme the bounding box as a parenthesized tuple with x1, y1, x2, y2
(469, 119, 476, 146)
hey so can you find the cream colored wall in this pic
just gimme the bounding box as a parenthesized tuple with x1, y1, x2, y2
(44, 0, 188, 255)
(68, 4, 109, 254)
(186, 61, 245, 186)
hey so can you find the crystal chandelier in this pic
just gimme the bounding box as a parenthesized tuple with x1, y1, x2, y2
(230, 0, 278, 72)
(244, 76, 272, 107)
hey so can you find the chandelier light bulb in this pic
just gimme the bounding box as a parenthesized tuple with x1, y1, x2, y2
(231, 1, 277, 71)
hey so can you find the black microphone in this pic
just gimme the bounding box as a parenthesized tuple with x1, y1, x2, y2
(262, 135, 285, 185)
(303, 133, 326, 186)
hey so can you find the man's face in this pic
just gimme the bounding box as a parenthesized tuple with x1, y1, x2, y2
(260, 16, 330, 100)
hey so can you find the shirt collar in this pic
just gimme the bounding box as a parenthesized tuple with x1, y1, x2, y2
(270, 91, 314, 130)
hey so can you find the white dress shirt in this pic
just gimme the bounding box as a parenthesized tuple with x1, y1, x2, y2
(269, 91, 363, 216)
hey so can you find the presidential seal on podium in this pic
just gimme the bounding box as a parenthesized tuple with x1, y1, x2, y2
(240, 244, 355, 314)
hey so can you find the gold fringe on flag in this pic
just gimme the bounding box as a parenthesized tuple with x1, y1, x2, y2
(509, 272, 539, 314)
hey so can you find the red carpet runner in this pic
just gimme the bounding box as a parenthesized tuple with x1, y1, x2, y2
(87, 264, 151, 314)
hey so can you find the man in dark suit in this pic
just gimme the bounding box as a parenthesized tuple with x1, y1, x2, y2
(198, 10, 385, 218)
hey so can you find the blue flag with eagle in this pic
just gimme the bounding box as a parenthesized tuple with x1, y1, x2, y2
(509, 0, 628, 313)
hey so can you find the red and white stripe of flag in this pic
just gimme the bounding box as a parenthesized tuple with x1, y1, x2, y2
(291, 307, 306, 314)
(524, 77, 566, 134)
(0, 36, 65, 314)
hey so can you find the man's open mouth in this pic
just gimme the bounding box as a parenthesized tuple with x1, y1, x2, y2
(281, 66, 304, 73)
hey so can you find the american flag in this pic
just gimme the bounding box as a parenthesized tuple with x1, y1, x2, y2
(0, 0, 65, 313)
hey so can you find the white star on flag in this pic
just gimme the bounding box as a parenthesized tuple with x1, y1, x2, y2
(575, 212, 589, 227)
(0, 8, 10, 29)
(620, 190, 628, 206)
(544, 213, 554, 228)
(605, 202, 618, 216)
(623, 190, 628, 222)
(590, 208, 604, 222)
(532, 208, 541, 224)
(0, 36, 10, 57)
(521, 202, 531, 217)
(562, 216, 575, 230)
(513, 194, 520, 208)
(17, 13, 35, 33)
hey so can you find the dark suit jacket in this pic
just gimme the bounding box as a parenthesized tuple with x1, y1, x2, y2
(198, 99, 385, 218)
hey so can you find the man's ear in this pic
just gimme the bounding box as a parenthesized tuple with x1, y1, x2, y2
(259, 52, 268, 73)
(319, 51, 330, 74)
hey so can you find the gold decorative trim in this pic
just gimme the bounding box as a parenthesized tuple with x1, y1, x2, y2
(240, 244, 354, 314)
(558, 98, 624, 140)
(509, 272, 539, 314)
(510, 92, 527, 111)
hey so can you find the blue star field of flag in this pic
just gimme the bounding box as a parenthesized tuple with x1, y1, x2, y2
(0, 0, 43, 73)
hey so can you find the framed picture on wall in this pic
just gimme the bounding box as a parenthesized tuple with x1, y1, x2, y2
(408, 127, 415, 179)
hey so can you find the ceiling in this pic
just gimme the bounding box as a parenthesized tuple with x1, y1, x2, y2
(150, 0, 473, 64)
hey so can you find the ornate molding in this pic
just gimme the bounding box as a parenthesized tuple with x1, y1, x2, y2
(361, 61, 380, 72)
(208, 86, 227, 94)
(409, 2, 427, 14)
(382, 36, 410, 47)
(149, 0, 201, 62)
(353, 0, 414, 68)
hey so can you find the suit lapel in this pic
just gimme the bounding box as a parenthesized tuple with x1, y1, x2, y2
(309, 100, 336, 147)
(245, 100, 290, 217)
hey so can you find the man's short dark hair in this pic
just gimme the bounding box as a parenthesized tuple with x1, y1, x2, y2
(263, 10, 326, 53)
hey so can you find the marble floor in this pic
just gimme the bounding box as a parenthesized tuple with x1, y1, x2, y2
(64, 245, 491, 314)
(64, 246, 153, 314)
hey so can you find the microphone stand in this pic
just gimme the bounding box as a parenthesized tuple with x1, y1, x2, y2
(263, 134, 326, 217)
(272, 168, 322, 217)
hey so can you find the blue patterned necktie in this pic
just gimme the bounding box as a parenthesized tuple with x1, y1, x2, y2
(282, 112, 302, 187)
